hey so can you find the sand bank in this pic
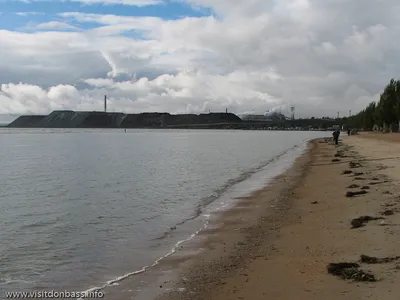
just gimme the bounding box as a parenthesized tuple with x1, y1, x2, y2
(157, 134, 400, 300)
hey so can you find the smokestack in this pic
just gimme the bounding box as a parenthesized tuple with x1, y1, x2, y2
(104, 95, 107, 112)
(226, 108, 228, 113)
(290, 105, 295, 120)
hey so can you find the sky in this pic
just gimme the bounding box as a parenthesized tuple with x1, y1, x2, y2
(1, 0, 400, 122)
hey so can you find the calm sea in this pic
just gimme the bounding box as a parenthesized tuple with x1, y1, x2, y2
(0, 129, 329, 299)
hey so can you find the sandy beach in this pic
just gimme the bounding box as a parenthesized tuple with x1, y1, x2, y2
(157, 133, 400, 300)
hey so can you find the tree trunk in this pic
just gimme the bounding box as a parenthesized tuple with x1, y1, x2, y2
(383, 123, 389, 133)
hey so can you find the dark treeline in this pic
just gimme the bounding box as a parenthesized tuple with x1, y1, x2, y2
(346, 79, 400, 132)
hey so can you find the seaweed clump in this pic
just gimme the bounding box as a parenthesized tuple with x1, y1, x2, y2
(351, 216, 384, 229)
(381, 210, 394, 216)
(327, 263, 376, 282)
(360, 255, 400, 264)
(346, 190, 367, 197)
(349, 161, 361, 168)
(347, 184, 359, 188)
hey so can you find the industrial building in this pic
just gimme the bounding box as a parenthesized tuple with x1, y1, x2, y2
(239, 111, 288, 122)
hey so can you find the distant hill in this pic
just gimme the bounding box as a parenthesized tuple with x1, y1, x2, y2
(7, 110, 347, 130)
(8, 110, 243, 128)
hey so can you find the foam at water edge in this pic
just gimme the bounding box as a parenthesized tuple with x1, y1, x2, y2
(203, 139, 309, 215)
(77, 219, 210, 299)
(152, 140, 311, 243)
(78, 138, 315, 299)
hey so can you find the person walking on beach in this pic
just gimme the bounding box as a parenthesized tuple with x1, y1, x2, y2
(332, 129, 340, 145)
(347, 128, 351, 136)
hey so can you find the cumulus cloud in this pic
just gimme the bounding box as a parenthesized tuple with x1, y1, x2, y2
(0, 68, 279, 115)
(2, 0, 400, 118)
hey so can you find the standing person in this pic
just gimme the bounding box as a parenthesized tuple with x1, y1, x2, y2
(347, 128, 351, 136)
(332, 130, 340, 145)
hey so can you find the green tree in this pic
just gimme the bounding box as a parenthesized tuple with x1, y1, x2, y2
(361, 102, 376, 130)
(395, 80, 400, 128)
(337, 78, 400, 131)
(379, 79, 398, 130)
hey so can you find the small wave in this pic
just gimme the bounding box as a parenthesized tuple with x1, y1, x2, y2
(77, 219, 210, 299)
(19, 219, 58, 230)
(154, 225, 178, 241)
(153, 143, 301, 240)
(195, 144, 299, 212)
(2, 277, 36, 285)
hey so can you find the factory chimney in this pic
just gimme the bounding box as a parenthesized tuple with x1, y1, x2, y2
(104, 95, 107, 112)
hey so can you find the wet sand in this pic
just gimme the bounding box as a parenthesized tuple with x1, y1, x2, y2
(157, 133, 400, 300)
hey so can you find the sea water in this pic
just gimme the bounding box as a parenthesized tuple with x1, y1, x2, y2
(0, 128, 328, 299)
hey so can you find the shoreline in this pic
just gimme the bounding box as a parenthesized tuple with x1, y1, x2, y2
(101, 137, 319, 300)
(156, 134, 400, 300)
(153, 138, 318, 300)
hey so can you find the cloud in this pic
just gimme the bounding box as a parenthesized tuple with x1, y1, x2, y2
(0, 69, 280, 115)
(3, 0, 400, 118)
(9, 0, 162, 6)
(15, 12, 44, 16)
(27, 21, 80, 31)
(71, 0, 163, 5)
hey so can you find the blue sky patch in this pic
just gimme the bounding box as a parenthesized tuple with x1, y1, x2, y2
(0, 0, 213, 31)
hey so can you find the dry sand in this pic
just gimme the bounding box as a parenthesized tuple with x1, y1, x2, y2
(157, 133, 400, 300)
